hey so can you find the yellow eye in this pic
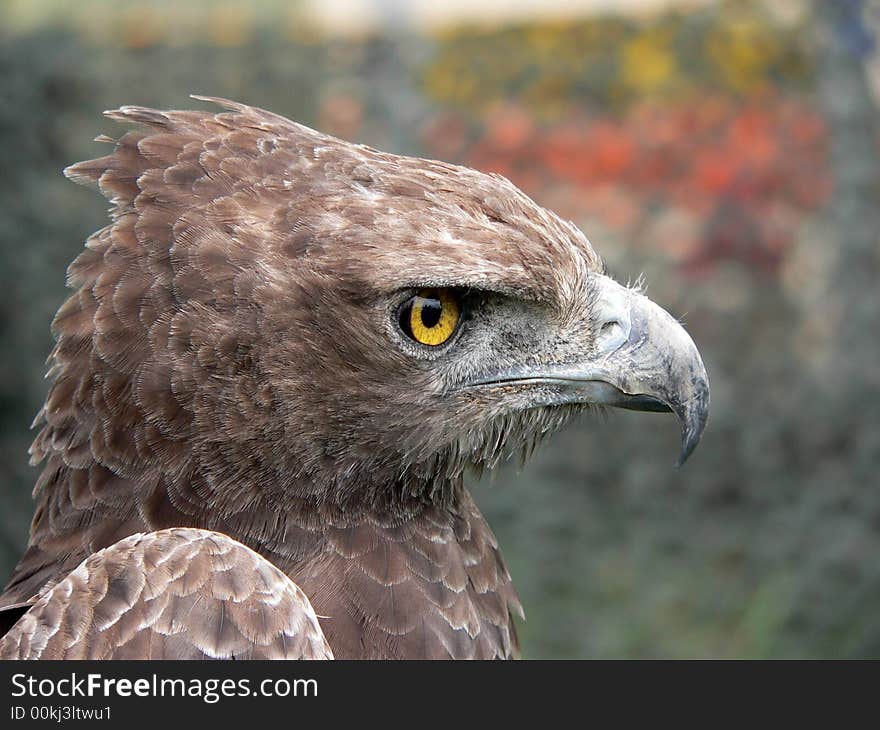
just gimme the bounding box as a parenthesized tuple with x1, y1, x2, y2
(400, 289, 461, 346)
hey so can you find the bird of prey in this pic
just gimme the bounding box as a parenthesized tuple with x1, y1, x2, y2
(0, 97, 708, 659)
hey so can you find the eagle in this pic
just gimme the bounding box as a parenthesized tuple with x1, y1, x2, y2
(0, 97, 708, 659)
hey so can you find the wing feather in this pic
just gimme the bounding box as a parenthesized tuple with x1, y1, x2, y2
(0, 528, 332, 660)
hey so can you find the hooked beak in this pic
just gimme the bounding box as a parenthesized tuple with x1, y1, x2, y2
(468, 276, 710, 466)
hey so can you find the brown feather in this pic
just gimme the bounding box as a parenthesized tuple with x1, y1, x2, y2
(0, 529, 331, 659)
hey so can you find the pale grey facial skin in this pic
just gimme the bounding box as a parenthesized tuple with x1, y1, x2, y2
(436, 274, 710, 466)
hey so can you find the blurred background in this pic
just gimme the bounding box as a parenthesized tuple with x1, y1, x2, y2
(1, 0, 879, 657)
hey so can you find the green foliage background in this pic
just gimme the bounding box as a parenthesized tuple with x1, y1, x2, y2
(1, 0, 878, 657)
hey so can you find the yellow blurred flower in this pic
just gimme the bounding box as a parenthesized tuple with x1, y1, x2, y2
(620, 28, 678, 97)
(706, 16, 778, 93)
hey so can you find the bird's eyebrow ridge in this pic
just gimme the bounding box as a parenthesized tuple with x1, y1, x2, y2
(389, 277, 554, 305)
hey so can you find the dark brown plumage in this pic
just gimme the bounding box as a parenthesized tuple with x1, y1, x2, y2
(0, 98, 708, 659)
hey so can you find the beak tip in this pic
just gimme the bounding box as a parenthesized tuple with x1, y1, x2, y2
(675, 434, 700, 467)
(673, 387, 710, 468)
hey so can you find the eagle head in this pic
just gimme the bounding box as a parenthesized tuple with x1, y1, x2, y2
(56, 97, 709, 517)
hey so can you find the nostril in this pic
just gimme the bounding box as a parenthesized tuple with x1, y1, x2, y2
(600, 319, 621, 334)
(595, 315, 629, 353)
(598, 319, 624, 343)
(592, 278, 633, 353)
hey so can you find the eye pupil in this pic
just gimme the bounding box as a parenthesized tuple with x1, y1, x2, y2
(420, 299, 442, 328)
